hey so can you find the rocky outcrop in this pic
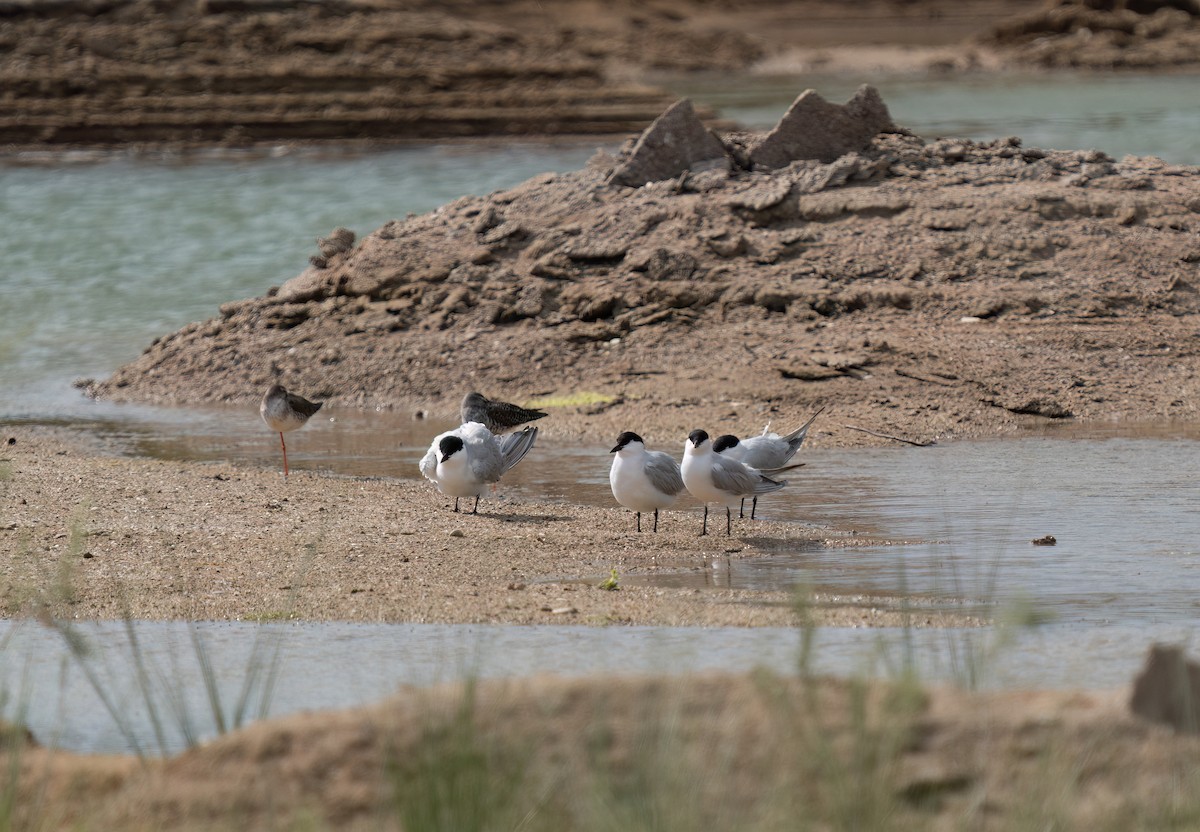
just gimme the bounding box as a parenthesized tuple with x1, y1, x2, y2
(1130, 644, 1200, 733)
(610, 99, 728, 187)
(749, 85, 897, 168)
(611, 86, 897, 187)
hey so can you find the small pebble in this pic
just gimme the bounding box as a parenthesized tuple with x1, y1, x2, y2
(449, 529, 465, 538)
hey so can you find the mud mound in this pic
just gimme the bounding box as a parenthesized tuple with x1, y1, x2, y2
(87, 88, 1200, 444)
(985, 0, 1200, 68)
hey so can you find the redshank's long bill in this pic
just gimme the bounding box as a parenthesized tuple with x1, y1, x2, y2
(260, 384, 323, 478)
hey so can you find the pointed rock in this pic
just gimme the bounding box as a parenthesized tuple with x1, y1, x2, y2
(610, 99, 728, 188)
(1130, 644, 1200, 733)
(749, 84, 896, 169)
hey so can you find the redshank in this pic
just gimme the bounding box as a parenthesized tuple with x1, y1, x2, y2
(260, 383, 323, 479)
(460, 391, 547, 435)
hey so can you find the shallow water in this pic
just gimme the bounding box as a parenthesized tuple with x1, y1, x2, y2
(1, 617, 1192, 755)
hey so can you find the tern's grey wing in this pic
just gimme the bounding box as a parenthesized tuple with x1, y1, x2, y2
(710, 456, 762, 497)
(740, 436, 790, 470)
(468, 437, 506, 483)
(498, 426, 538, 473)
(713, 456, 787, 497)
(752, 473, 788, 495)
(644, 451, 684, 496)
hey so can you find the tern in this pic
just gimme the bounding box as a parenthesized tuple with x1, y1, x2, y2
(419, 421, 539, 513)
(681, 429, 787, 536)
(712, 407, 823, 518)
(460, 391, 548, 435)
(259, 383, 323, 479)
(609, 431, 685, 532)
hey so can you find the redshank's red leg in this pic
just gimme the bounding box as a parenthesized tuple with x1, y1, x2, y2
(279, 432, 289, 479)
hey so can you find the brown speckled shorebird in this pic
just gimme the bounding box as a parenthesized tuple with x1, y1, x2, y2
(460, 391, 547, 435)
(260, 384, 323, 479)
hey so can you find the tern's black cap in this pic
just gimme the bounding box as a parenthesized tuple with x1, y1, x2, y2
(712, 434, 740, 454)
(687, 429, 709, 446)
(438, 434, 465, 462)
(611, 431, 644, 453)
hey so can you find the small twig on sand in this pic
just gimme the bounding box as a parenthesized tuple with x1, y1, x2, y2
(894, 367, 957, 387)
(841, 424, 935, 447)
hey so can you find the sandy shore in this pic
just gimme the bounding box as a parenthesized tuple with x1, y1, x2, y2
(0, 429, 978, 628)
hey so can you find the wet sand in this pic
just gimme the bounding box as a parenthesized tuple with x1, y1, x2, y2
(0, 429, 979, 629)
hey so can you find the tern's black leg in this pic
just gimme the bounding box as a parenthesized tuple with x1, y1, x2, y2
(636, 512, 642, 533)
(751, 495, 759, 520)
(726, 507, 733, 536)
(653, 509, 659, 533)
(453, 497, 460, 513)
(701, 505, 709, 536)
(739, 497, 745, 519)
(471, 495, 480, 514)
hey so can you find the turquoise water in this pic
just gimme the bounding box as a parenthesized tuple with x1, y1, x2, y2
(0, 141, 602, 415)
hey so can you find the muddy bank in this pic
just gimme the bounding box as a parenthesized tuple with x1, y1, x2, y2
(5, 0, 990, 149)
(982, 0, 1200, 70)
(4, 0, 1198, 152)
(0, 0, 1058, 151)
(86, 90, 1200, 448)
(3, 669, 1199, 830)
(0, 0, 712, 147)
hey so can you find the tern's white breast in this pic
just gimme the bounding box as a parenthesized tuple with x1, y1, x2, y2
(681, 451, 742, 509)
(610, 452, 677, 512)
(434, 454, 487, 498)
